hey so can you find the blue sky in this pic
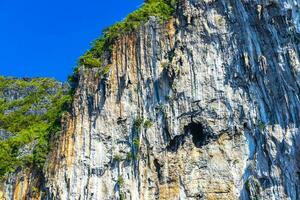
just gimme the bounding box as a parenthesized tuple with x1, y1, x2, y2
(0, 0, 144, 81)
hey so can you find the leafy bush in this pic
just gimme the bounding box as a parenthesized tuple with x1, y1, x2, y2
(133, 138, 140, 147)
(120, 192, 125, 200)
(133, 116, 154, 131)
(258, 121, 266, 131)
(117, 176, 124, 186)
(79, 52, 101, 68)
(113, 154, 122, 162)
(144, 119, 153, 129)
(134, 116, 145, 130)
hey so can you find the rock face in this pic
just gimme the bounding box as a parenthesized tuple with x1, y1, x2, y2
(2, 0, 300, 199)
(0, 170, 44, 200)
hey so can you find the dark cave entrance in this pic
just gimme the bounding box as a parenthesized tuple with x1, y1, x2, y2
(166, 121, 213, 152)
(184, 122, 207, 148)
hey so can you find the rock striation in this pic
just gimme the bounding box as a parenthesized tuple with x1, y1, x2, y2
(2, 0, 300, 199)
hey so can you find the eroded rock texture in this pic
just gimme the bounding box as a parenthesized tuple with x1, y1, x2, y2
(2, 0, 300, 199)
(0, 170, 44, 200)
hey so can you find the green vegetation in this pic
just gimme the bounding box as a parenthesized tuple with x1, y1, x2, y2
(113, 154, 122, 162)
(117, 175, 125, 200)
(120, 192, 125, 200)
(134, 116, 153, 131)
(133, 138, 140, 147)
(87, 0, 175, 60)
(0, 0, 177, 181)
(258, 121, 266, 131)
(117, 176, 124, 186)
(245, 176, 261, 198)
(126, 151, 133, 161)
(67, 0, 177, 101)
(134, 116, 145, 130)
(143, 119, 153, 129)
(124, 137, 142, 163)
(79, 52, 101, 68)
(71, 0, 176, 85)
(0, 77, 71, 179)
(31, 186, 39, 193)
(126, 150, 140, 161)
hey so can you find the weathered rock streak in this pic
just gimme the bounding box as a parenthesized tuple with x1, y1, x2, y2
(3, 0, 300, 199)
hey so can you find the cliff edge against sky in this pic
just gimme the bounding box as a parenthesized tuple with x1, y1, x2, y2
(1, 0, 300, 199)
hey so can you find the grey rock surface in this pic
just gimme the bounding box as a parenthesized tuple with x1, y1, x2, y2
(2, 0, 300, 199)
(43, 0, 300, 199)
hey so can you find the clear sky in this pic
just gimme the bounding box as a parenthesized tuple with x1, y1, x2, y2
(0, 0, 144, 81)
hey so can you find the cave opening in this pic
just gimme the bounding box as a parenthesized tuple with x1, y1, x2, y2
(166, 121, 213, 152)
(184, 122, 207, 148)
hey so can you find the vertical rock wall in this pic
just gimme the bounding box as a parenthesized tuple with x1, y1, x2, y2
(45, 0, 300, 199)
(0, 170, 43, 200)
(2, 0, 300, 199)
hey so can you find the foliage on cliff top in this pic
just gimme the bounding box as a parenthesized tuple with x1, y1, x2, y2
(69, 0, 176, 89)
(70, 0, 176, 79)
(0, 77, 71, 179)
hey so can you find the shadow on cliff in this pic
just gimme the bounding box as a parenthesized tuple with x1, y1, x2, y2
(194, 0, 300, 199)
(239, 128, 300, 200)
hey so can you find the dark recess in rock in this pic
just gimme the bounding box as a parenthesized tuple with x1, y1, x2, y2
(166, 134, 185, 152)
(154, 159, 163, 184)
(166, 121, 215, 151)
(184, 122, 206, 148)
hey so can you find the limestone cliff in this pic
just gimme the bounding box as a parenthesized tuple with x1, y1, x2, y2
(2, 0, 300, 199)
